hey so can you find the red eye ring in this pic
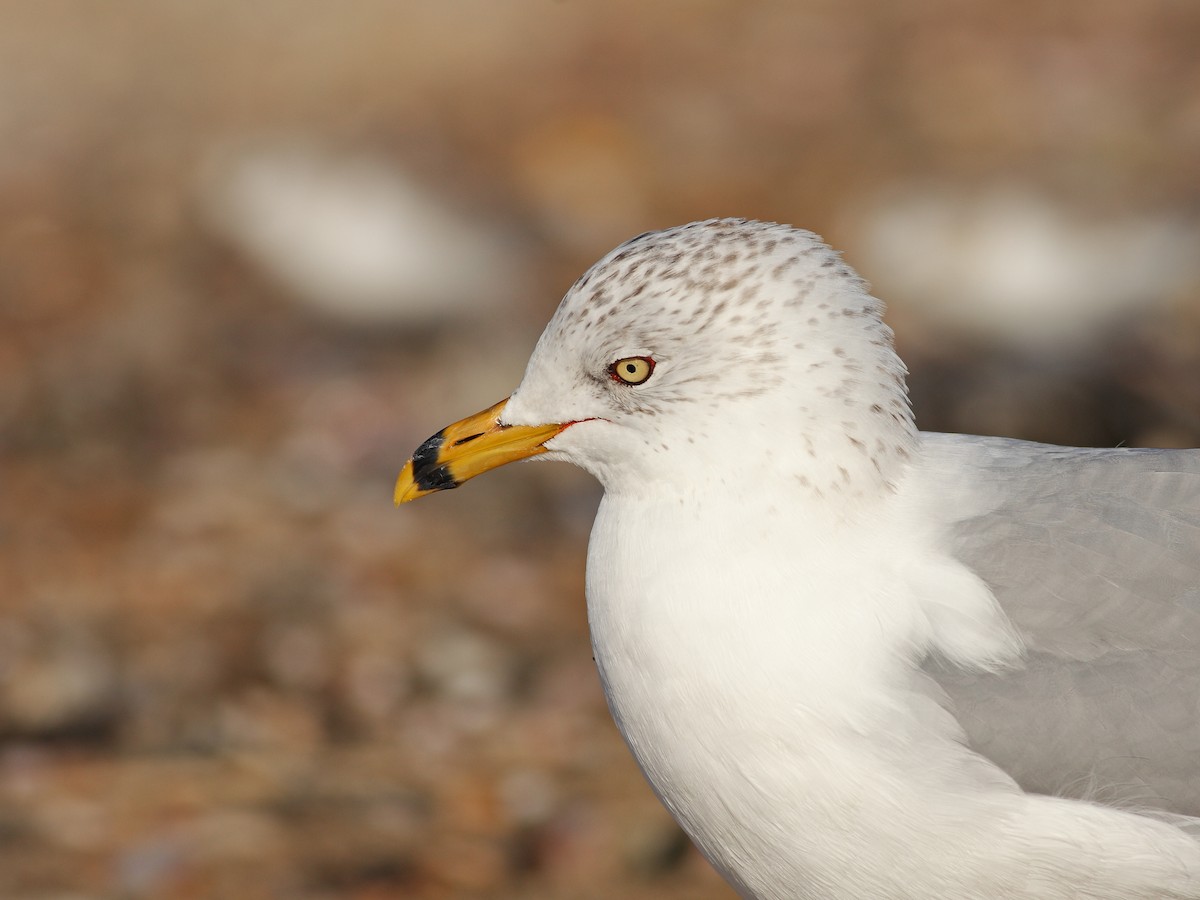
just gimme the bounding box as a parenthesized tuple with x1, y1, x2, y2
(608, 356, 655, 385)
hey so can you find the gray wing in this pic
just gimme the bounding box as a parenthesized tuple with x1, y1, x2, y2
(915, 433, 1200, 816)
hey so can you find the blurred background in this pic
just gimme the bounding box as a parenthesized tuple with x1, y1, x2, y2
(1, 2, 1198, 898)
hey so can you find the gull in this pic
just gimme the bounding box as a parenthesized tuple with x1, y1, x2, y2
(394, 219, 1200, 899)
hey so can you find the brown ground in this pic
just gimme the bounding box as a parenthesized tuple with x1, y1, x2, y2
(1, 3, 1198, 898)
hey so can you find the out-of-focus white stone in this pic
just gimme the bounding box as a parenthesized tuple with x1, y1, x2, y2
(843, 184, 1200, 348)
(198, 140, 527, 324)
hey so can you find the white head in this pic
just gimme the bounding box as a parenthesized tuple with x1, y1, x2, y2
(396, 219, 915, 510)
(503, 219, 915, 500)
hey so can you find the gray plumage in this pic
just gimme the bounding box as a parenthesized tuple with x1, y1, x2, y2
(918, 435, 1200, 816)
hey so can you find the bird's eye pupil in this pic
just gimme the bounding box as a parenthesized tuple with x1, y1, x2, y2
(625, 364, 635, 373)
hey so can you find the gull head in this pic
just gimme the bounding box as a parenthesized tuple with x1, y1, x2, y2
(396, 218, 916, 504)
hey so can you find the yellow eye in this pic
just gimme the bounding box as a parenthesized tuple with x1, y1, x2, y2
(609, 356, 655, 385)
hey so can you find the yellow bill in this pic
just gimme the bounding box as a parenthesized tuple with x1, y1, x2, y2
(394, 398, 569, 505)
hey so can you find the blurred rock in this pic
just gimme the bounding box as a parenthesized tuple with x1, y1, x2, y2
(261, 622, 330, 692)
(623, 815, 692, 877)
(185, 808, 286, 863)
(498, 768, 559, 827)
(0, 620, 120, 741)
(115, 834, 186, 897)
(413, 627, 513, 707)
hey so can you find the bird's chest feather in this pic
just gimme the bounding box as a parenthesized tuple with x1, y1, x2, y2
(584, 492, 922, 714)
(582, 493, 940, 894)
